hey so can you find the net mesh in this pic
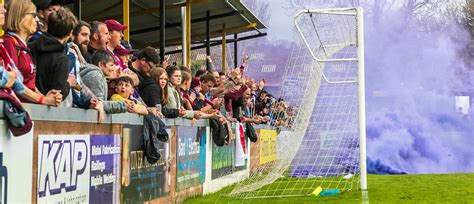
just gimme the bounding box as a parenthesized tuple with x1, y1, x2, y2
(226, 8, 363, 199)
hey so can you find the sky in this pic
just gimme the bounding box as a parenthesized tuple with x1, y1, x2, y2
(261, 0, 294, 42)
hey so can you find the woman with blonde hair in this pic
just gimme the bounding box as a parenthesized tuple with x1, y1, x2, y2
(1, 0, 61, 106)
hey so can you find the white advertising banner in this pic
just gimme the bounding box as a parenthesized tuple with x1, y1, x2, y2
(37, 135, 91, 204)
(0, 120, 33, 203)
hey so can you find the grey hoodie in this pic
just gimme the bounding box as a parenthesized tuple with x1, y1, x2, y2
(80, 64, 127, 114)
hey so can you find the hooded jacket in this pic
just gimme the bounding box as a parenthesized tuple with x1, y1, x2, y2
(80, 63, 127, 114)
(29, 33, 70, 100)
(165, 84, 194, 119)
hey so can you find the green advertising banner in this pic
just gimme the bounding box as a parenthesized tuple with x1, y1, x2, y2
(211, 138, 235, 179)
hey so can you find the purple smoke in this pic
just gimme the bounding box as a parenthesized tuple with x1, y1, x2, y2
(362, 1, 474, 173)
(245, 0, 473, 174)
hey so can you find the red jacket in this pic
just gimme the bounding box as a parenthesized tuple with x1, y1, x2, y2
(2, 33, 36, 91)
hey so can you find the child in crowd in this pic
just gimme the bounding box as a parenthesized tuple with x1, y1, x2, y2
(110, 76, 148, 116)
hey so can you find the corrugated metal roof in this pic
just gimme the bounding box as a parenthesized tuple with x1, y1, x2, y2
(78, 0, 266, 48)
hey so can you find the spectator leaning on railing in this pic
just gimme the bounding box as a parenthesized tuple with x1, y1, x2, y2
(128, 47, 160, 106)
(3, 0, 61, 106)
(165, 66, 200, 119)
(0, 2, 25, 96)
(150, 67, 181, 118)
(80, 49, 128, 114)
(110, 76, 148, 116)
(29, 6, 77, 107)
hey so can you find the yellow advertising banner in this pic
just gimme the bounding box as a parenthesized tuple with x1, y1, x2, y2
(259, 129, 278, 165)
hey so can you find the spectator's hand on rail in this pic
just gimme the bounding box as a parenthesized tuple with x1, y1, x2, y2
(179, 107, 186, 117)
(90, 98, 104, 123)
(125, 100, 136, 112)
(219, 116, 227, 124)
(263, 116, 271, 123)
(44, 89, 62, 106)
(193, 111, 202, 119)
(148, 107, 163, 118)
(227, 117, 237, 123)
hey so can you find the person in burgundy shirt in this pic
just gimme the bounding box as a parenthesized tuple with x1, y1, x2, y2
(2, 0, 61, 106)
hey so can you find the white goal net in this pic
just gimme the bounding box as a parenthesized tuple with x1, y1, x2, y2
(228, 7, 367, 199)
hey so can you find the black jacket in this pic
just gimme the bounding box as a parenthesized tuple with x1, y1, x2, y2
(130, 66, 180, 118)
(29, 33, 70, 100)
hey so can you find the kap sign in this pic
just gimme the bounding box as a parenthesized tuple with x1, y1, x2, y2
(37, 135, 121, 204)
(37, 135, 90, 203)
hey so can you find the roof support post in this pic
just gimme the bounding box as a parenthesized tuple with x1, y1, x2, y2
(181, 6, 187, 66)
(222, 24, 226, 73)
(206, 10, 210, 70)
(234, 33, 238, 69)
(159, 0, 165, 63)
(186, 0, 191, 66)
(123, 0, 130, 41)
(74, 0, 81, 20)
(0, 0, 3, 36)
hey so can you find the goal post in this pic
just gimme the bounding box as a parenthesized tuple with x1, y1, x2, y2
(225, 7, 367, 199)
(294, 7, 367, 192)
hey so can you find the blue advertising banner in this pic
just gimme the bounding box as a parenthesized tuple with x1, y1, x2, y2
(121, 125, 169, 203)
(176, 127, 206, 191)
(89, 135, 121, 204)
(37, 134, 120, 204)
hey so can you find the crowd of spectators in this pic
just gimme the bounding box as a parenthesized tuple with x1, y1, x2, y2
(0, 0, 294, 135)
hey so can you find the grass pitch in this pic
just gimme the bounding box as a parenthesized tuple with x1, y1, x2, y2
(184, 173, 474, 203)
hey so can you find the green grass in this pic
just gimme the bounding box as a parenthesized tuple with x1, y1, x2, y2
(184, 174, 474, 203)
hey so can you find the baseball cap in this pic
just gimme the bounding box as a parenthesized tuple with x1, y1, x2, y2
(104, 19, 128, 31)
(114, 45, 133, 56)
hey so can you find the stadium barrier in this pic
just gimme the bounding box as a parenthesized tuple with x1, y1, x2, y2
(0, 101, 275, 203)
